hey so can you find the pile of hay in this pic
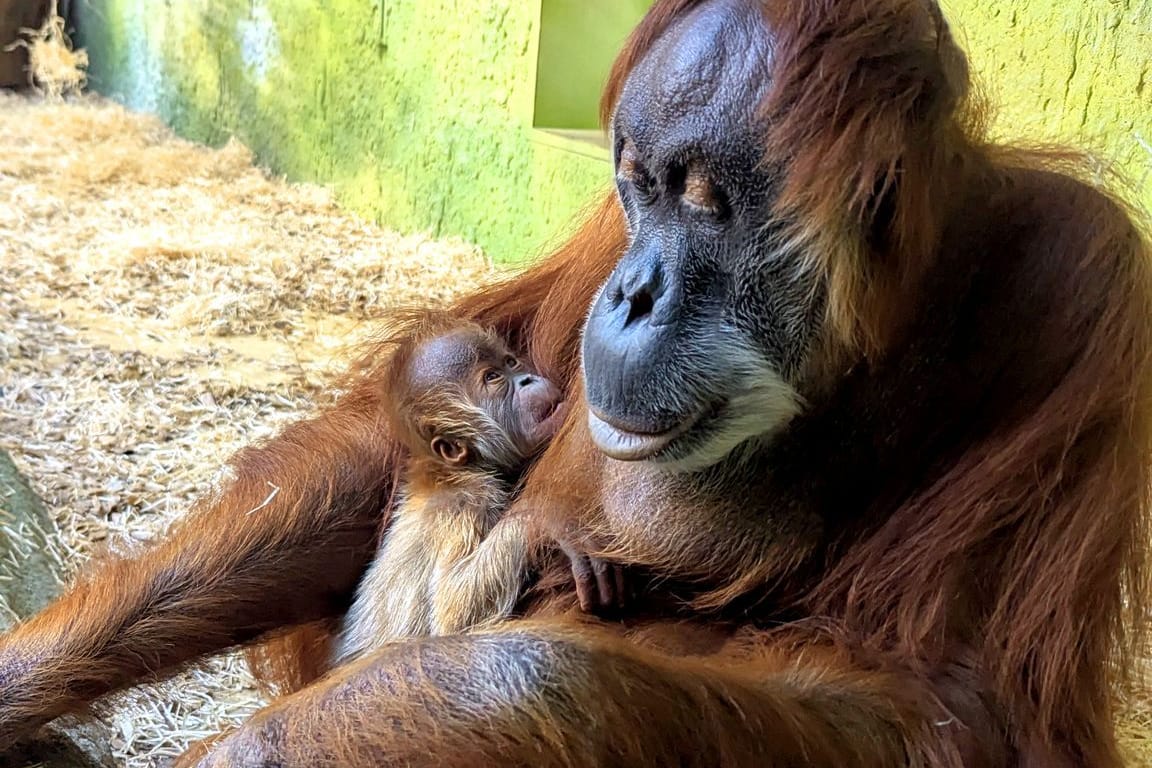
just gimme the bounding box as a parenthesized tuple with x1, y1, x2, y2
(0, 91, 495, 764)
(3, 0, 88, 97)
(1122, 659, 1152, 766)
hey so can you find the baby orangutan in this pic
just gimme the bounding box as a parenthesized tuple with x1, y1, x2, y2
(333, 314, 580, 664)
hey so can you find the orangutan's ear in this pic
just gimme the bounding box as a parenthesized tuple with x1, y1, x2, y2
(431, 437, 469, 466)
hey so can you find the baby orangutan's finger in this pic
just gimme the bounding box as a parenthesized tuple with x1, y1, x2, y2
(564, 548, 600, 613)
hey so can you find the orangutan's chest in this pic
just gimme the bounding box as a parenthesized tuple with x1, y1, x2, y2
(597, 459, 808, 574)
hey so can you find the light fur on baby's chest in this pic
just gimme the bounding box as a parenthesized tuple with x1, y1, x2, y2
(336, 479, 511, 654)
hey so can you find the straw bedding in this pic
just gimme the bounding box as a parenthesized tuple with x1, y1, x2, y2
(1, 71, 1150, 768)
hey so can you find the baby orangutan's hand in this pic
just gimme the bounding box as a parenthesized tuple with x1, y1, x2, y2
(557, 540, 629, 616)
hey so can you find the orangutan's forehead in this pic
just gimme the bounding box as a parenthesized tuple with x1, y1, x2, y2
(406, 330, 500, 390)
(616, 0, 773, 143)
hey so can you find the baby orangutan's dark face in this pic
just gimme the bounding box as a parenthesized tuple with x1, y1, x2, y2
(404, 327, 566, 471)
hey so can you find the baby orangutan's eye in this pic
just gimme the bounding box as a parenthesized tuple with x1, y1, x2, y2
(484, 369, 502, 384)
(505, 356, 520, 370)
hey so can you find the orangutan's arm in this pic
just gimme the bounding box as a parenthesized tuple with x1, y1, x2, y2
(181, 622, 959, 768)
(0, 394, 392, 747)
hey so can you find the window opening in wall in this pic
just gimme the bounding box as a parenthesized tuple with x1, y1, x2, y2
(531, 0, 652, 160)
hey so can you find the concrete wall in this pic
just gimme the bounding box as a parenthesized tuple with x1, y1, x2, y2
(73, 1, 1152, 266)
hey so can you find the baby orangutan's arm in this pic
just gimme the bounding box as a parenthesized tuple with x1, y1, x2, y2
(431, 509, 628, 635)
(430, 516, 532, 634)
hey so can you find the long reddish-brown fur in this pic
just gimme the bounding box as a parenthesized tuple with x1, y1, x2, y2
(0, 1, 1147, 766)
(540, 1, 1152, 763)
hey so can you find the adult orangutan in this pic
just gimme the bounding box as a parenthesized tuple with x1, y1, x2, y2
(1, 0, 1150, 765)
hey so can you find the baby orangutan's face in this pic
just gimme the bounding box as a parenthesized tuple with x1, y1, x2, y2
(405, 327, 566, 470)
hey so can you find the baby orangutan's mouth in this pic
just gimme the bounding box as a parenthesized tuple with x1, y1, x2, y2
(532, 398, 568, 442)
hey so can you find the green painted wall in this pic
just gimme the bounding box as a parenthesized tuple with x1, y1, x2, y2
(73, 1, 1151, 267)
(73, 0, 638, 265)
(942, 0, 1151, 213)
(534, 0, 651, 131)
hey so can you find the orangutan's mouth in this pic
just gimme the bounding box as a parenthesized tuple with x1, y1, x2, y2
(538, 400, 560, 421)
(586, 405, 709, 461)
(531, 398, 568, 444)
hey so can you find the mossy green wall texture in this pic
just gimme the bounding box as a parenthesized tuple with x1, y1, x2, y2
(74, 0, 622, 265)
(943, 0, 1152, 214)
(75, 1, 1151, 265)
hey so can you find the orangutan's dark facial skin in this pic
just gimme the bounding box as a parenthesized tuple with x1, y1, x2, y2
(581, 0, 825, 472)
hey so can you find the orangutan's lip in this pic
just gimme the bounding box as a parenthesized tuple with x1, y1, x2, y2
(531, 398, 560, 425)
(586, 407, 703, 461)
(532, 399, 567, 444)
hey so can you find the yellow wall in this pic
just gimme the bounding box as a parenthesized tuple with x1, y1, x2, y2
(943, 0, 1152, 213)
